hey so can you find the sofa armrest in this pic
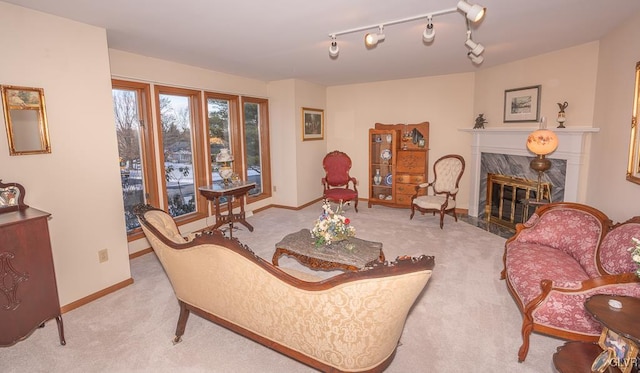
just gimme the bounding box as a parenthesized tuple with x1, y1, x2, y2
(527, 273, 640, 336)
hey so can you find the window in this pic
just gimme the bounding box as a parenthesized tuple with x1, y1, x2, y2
(112, 80, 272, 234)
(242, 96, 271, 201)
(206, 92, 241, 183)
(111, 80, 158, 239)
(155, 86, 207, 222)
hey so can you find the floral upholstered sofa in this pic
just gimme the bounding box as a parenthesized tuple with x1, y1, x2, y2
(501, 202, 640, 362)
(134, 204, 435, 373)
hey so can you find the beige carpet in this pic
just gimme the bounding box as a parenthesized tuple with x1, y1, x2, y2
(1, 202, 562, 372)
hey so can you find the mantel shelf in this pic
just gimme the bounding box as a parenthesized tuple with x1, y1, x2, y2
(459, 127, 600, 134)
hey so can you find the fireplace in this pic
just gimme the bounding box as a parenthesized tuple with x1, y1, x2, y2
(461, 127, 599, 217)
(480, 152, 565, 220)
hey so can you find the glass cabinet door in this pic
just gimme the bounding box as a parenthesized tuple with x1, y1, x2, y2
(369, 129, 396, 205)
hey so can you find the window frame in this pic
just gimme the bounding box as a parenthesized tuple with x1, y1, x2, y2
(154, 85, 208, 225)
(111, 79, 159, 241)
(204, 91, 242, 183)
(241, 96, 272, 203)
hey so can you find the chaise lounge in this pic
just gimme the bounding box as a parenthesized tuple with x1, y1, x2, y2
(134, 204, 435, 372)
(501, 202, 640, 362)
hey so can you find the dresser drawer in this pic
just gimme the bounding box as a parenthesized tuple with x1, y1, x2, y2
(395, 174, 425, 184)
(396, 183, 417, 195)
(395, 194, 413, 206)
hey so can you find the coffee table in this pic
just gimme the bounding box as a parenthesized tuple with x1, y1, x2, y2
(272, 229, 385, 272)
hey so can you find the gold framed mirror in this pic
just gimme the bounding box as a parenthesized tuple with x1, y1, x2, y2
(1, 85, 51, 156)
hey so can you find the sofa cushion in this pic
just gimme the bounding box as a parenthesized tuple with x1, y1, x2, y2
(514, 208, 604, 278)
(506, 242, 589, 305)
(600, 222, 640, 275)
(532, 284, 640, 336)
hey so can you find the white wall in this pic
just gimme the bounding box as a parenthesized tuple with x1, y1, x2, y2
(0, 3, 131, 306)
(473, 42, 600, 130)
(267, 79, 298, 207)
(294, 80, 327, 206)
(588, 12, 640, 222)
(326, 73, 475, 209)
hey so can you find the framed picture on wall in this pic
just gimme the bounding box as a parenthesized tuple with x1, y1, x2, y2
(503, 85, 541, 122)
(302, 107, 324, 141)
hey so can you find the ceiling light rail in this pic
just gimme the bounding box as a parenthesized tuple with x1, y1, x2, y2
(327, 0, 486, 64)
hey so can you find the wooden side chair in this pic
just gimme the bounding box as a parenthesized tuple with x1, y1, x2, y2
(410, 154, 465, 228)
(322, 150, 358, 212)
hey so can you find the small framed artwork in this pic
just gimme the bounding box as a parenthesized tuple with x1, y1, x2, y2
(597, 327, 639, 373)
(503, 85, 541, 123)
(302, 107, 324, 141)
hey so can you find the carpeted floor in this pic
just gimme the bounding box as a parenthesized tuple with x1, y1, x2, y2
(1, 202, 563, 372)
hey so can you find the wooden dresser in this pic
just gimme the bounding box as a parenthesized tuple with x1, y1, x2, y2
(0, 205, 65, 346)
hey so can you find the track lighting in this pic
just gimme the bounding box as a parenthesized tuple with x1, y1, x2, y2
(465, 38, 484, 56)
(422, 16, 435, 43)
(327, 1, 486, 65)
(467, 51, 484, 64)
(457, 0, 486, 22)
(364, 26, 385, 48)
(328, 35, 339, 57)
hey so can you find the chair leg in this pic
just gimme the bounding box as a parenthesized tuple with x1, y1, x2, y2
(410, 204, 415, 219)
(518, 318, 534, 362)
(174, 300, 190, 344)
(439, 211, 444, 229)
(354, 199, 358, 213)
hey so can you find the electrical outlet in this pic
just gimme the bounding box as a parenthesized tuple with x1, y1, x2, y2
(273, 185, 277, 192)
(98, 249, 109, 263)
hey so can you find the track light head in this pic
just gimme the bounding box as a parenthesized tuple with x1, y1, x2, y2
(465, 38, 484, 56)
(457, 0, 486, 22)
(422, 16, 435, 43)
(328, 36, 339, 58)
(364, 26, 385, 48)
(467, 51, 484, 64)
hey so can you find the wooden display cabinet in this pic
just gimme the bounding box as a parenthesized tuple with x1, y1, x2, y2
(368, 122, 429, 208)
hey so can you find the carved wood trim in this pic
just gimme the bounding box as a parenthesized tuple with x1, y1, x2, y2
(0, 251, 29, 310)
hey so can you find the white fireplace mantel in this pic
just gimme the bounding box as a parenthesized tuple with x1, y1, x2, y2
(460, 127, 600, 217)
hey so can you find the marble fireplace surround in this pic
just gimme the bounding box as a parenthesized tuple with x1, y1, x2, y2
(460, 127, 599, 217)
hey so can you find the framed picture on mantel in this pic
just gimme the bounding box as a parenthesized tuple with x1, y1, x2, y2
(503, 85, 541, 123)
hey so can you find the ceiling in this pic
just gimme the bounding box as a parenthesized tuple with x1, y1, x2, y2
(5, 0, 640, 86)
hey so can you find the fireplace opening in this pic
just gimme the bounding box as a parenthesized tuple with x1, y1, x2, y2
(485, 173, 551, 229)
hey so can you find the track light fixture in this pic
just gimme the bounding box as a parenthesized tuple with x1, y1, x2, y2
(422, 16, 435, 43)
(328, 35, 339, 57)
(465, 31, 484, 56)
(327, 1, 486, 65)
(364, 26, 385, 48)
(467, 51, 484, 64)
(457, 0, 486, 22)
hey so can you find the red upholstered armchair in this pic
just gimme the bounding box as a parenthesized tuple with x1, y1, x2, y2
(322, 150, 358, 212)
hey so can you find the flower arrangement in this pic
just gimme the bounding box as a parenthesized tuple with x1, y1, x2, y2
(311, 202, 356, 246)
(630, 237, 640, 278)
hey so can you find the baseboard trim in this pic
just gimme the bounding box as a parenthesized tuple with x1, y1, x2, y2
(129, 247, 153, 259)
(60, 277, 134, 314)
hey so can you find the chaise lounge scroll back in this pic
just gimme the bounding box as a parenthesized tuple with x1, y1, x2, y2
(134, 204, 434, 372)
